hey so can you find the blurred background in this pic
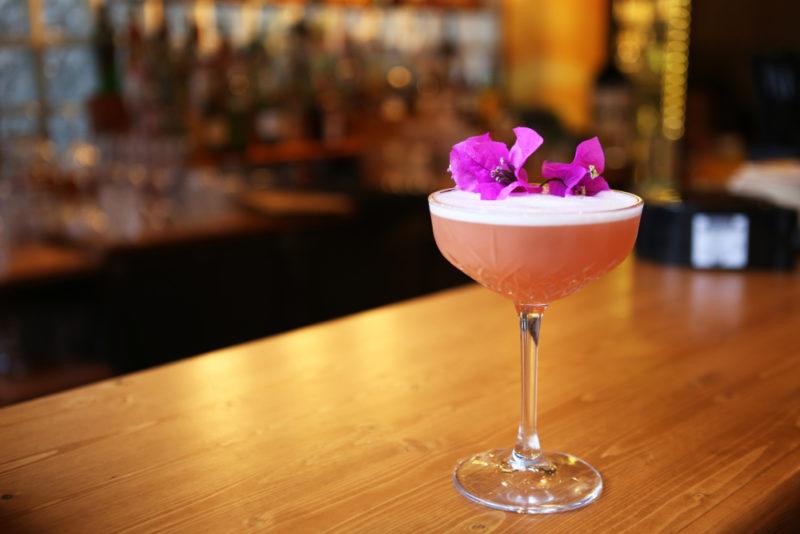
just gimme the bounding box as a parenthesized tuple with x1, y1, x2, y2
(0, 0, 798, 405)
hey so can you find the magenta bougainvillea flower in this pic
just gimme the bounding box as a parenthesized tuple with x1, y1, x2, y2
(447, 129, 610, 199)
(540, 137, 609, 196)
(448, 127, 544, 200)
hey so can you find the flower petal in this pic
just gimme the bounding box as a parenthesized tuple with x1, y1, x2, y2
(449, 146, 482, 191)
(475, 182, 504, 200)
(541, 161, 586, 187)
(449, 132, 511, 191)
(508, 127, 544, 170)
(460, 135, 510, 178)
(574, 137, 605, 175)
(541, 161, 572, 179)
(543, 180, 568, 197)
(496, 180, 541, 200)
(581, 174, 610, 196)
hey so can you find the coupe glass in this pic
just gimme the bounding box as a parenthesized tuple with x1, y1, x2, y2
(429, 188, 643, 514)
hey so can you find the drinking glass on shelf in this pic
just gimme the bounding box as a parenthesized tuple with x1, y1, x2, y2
(429, 188, 643, 513)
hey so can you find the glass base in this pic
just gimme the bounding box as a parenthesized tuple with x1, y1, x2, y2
(452, 448, 602, 514)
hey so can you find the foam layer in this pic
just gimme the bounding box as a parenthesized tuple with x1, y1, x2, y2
(429, 189, 642, 226)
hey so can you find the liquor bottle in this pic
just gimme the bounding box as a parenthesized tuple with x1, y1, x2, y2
(89, 3, 128, 132)
(146, 19, 178, 135)
(172, 15, 199, 137)
(314, 22, 346, 142)
(285, 20, 320, 141)
(248, 33, 283, 145)
(123, 8, 146, 132)
(224, 40, 252, 154)
(199, 33, 233, 154)
(93, 4, 120, 95)
(186, 17, 208, 153)
(335, 36, 362, 106)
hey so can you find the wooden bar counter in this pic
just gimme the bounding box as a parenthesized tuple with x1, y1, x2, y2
(1, 260, 798, 532)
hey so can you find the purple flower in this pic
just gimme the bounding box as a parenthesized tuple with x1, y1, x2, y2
(540, 137, 610, 196)
(448, 127, 544, 200)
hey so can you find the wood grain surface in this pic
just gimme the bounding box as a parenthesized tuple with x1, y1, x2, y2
(0, 259, 798, 533)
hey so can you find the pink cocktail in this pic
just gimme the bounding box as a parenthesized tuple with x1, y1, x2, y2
(429, 187, 643, 514)
(431, 189, 642, 305)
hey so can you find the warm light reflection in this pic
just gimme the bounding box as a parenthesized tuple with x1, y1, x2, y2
(194, 0, 217, 55)
(605, 257, 635, 321)
(237, 1, 261, 48)
(636, 104, 659, 135)
(503, 0, 606, 130)
(689, 273, 745, 333)
(351, 7, 381, 44)
(387, 65, 412, 89)
(661, 0, 691, 140)
(293, 319, 401, 379)
(72, 143, 99, 167)
(142, 0, 164, 35)
(320, 5, 345, 52)
(615, 0, 656, 76)
(169, 351, 265, 480)
(647, 187, 680, 203)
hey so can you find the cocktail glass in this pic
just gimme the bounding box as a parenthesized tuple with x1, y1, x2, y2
(429, 188, 643, 514)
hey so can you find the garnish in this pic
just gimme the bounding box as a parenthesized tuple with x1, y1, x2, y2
(541, 137, 609, 197)
(448, 127, 543, 200)
(447, 129, 610, 199)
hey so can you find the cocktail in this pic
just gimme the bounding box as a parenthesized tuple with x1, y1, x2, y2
(430, 129, 643, 513)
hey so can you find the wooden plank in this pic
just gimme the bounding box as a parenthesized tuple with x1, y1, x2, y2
(0, 259, 798, 532)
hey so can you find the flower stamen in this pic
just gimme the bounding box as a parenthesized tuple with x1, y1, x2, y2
(588, 164, 599, 179)
(539, 178, 566, 195)
(490, 163, 516, 186)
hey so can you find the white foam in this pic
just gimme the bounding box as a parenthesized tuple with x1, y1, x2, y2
(429, 189, 642, 226)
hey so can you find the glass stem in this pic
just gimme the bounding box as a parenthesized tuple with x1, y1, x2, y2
(512, 305, 546, 467)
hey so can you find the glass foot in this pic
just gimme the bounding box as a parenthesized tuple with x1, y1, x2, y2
(452, 448, 602, 514)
